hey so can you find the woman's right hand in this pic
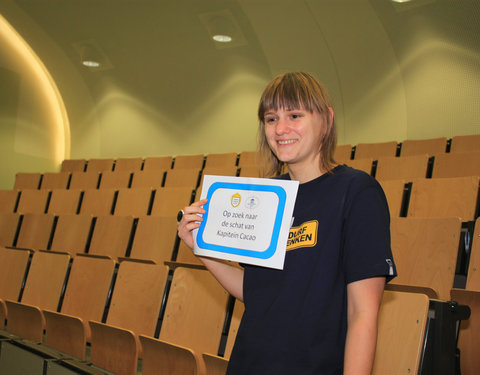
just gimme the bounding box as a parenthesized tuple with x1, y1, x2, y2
(177, 198, 208, 249)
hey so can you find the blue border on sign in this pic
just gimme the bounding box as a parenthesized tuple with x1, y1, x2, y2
(196, 182, 286, 259)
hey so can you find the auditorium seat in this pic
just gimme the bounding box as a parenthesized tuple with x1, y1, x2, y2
(69, 171, 101, 190)
(431, 151, 480, 178)
(202, 353, 229, 375)
(223, 299, 244, 359)
(114, 157, 143, 172)
(150, 187, 195, 217)
(354, 141, 398, 159)
(43, 254, 116, 360)
(47, 189, 82, 215)
(164, 168, 201, 189)
(0, 212, 20, 247)
(237, 151, 260, 168)
(88, 215, 134, 259)
(4, 250, 70, 342)
(204, 153, 238, 169)
(0, 189, 19, 213)
(40, 172, 71, 190)
(143, 156, 173, 171)
(450, 134, 480, 153)
(238, 165, 262, 178)
(450, 217, 480, 375)
(334, 144, 353, 162)
(0, 247, 31, 305)
(98, 170, 132, 189)
(78, 189, 116, 216)
(129, 216, 177, 263)
(375, 155, 430, 180)
(13, 172, 42, 190)
(88, 260, 169, 375)
(61, 159, 86, 172)
(16, 189, 50, 214)
(139, 267, 229, 375)
(175, 241, 203, 265)
(407, 176, 479, 221)
(344, 158, 374, 175)
(0, 300, 5, 330)
(387, 217, 462, 300)
(400, 137, 448, 156)
(376, 180, 406, 217)
(130, 169, 166, 189)
(372, 290, 430, 375)
(15, 213, 55, 251)
(173, 154, 204, 169)
(85, 158, 115, 173)
(49, 214, 93, 254)
(113, 188, 153, 216)
(198, 166, 239, 193)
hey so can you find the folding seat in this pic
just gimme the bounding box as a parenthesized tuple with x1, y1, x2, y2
(407, 176, 479, 221)
(204, 152, 238, 169)
(334, 144, 353, 162)
(0, 247, 31, 305)
(98, 170, 132, 189)
(238, 165, 262, 178)
(0, 212, 20, 247)
(387, 217, 462, 300)
(61, 159, 86, 172)
(88, 260, 169, 375)
(173, 154, 204, 169)
(4, 250, 70, 342)
(198, 166, 239, 193)
(85, 158, 115, 173)
(450, 134, 480, 153)
(114, 157, 143, 172)
(143, 156, 173, 171)
(15, 213, 55, 251)
(431, 151, 480, 178)
(47, 189, 82, 215)
(129, 216, 177, 263)
(113, 188, 153, 217)
(16, 189, 50, 214)
(344, 158, 374, 175)
(49, 214, 93, 254)
(0, 189, 19, 213)
(375, 154, 430, 180)
(13, 172, 42, 190)
(371, 290, 430, 375)
(40, 171, 71, 189)
(43, 255, 116, 360)
(150, 187, 195, 217)
(175, 241, 203, 265)
(139, 267, 229, 375)
(69, 171, 101, 190)
(237, 151, 261, 167)
(354, 141, 398, 159)
(400, 137, 447, 156)
(164, 168, 201, 189)
(79, 189, 116, 216)
(130, 169, 166, 189)
(88, 215, 134, 259)
(376, 180, 406, 217)
(450, 217, 480, 375)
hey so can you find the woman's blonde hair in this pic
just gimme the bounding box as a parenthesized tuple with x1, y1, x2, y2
(257, 72, 337, 177)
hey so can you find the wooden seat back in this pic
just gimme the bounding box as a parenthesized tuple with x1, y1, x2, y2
(49, 214, 93, 254)
(47, 189, 82, 215)
(114, 188, 153, 217)
(0, 212, 20, 247)
(16, 189, 50, 214)
(88, 215, 134, 259)
(354, 141, 398, 159)
(15, 213, 55, 251)
(389, 217, 462, 300)
(150, 187, 194, 217)
(376, 155, 429, 180)
(400, 137, 447, 156)
(0, 247, 31, 302)
(432, 151, 480, 178)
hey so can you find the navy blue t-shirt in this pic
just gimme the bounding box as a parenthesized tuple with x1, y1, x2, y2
(226, 165, 397, 375)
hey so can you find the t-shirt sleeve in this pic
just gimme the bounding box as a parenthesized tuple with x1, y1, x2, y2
(342, 179, 397, 284)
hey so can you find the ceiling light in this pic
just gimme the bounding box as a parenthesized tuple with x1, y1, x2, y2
(212, 34, 232, 43)
(391, 0, 412, 2)
(82, 60, 100, 68)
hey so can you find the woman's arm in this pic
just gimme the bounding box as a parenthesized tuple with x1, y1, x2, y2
(344, 276, 385, 375)
(177, 199, 244, 301)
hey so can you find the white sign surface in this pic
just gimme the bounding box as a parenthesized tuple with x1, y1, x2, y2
(193, 175, 299, 269)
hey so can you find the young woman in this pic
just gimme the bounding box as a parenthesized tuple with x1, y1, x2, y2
(177, 72, 396, 375)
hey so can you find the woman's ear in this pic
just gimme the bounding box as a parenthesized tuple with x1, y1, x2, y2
(328, 107, 335, 124)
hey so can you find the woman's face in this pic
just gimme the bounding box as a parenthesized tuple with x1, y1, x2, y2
(264, 107, 325, 170)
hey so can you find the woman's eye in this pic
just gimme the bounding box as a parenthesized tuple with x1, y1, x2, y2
(265, 117, 276, 123)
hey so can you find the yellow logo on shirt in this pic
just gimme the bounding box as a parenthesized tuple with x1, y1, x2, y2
(287, 220, 318, 251)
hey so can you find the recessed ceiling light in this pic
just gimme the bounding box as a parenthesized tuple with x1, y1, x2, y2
(82, 60, 100, 68)
(212, 34, 232, 43)
(391, 0, 412, 3)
